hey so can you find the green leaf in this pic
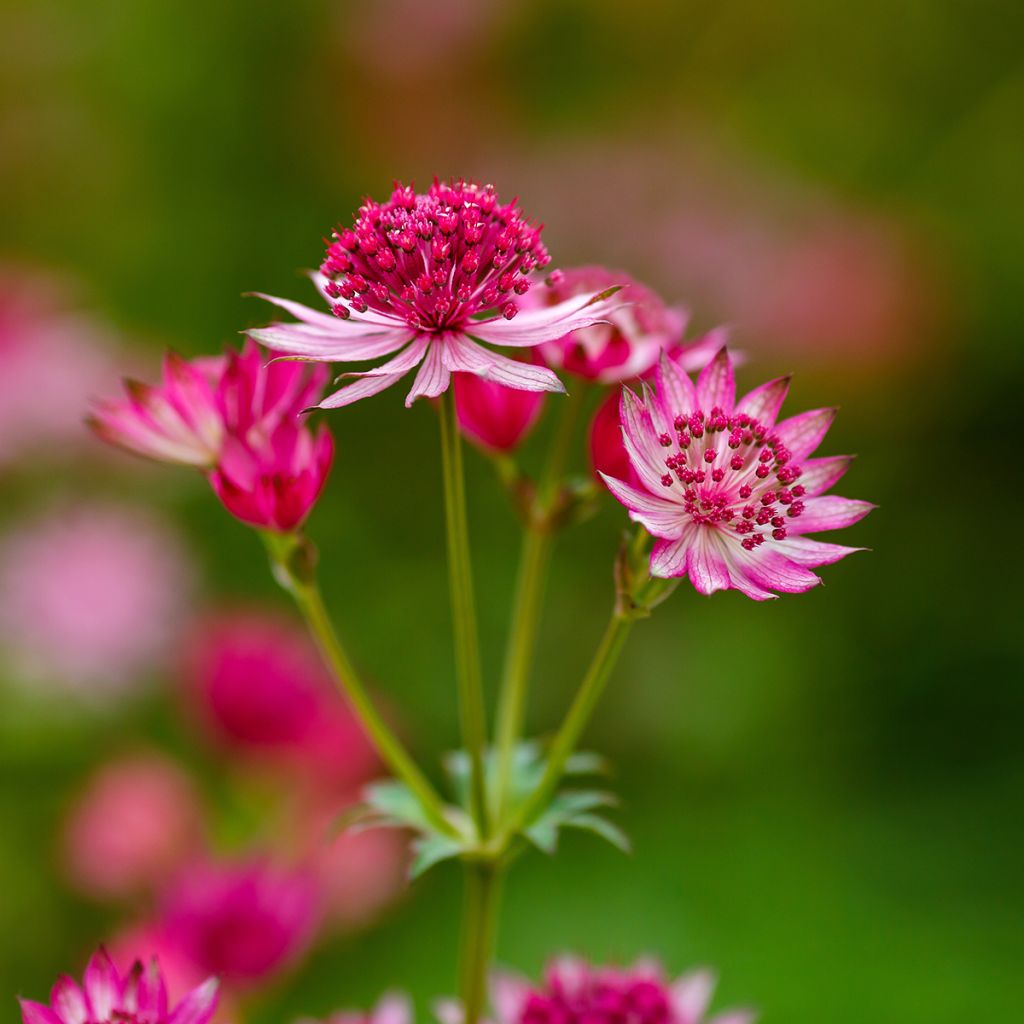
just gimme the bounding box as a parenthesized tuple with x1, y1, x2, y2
(522, 817, 560, 854)
(363, 780, 435, 832)
(545, 789, 618, 819)
(408, 834, 464, 879)
(563, 813, 632, 853)
(564, 751, 610, 776)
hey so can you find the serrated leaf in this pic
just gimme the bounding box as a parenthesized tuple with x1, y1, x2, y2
(563, 813, 632, 853)
(522, 817, 560, 854)
(363, 780, 435, 832)
(408, 834, 464, 879)
(545, 789, 618, 820)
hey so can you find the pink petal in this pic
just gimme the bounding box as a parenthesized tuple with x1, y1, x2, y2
(707, 1013, 757, 1024)
(490, 971, 532, 1024)
(735, 375, 791, 427)
(318, 336, 429, 408)
(670, 969, 715, 1023)
(318, 372, 406, 410)
(773, 407, 836, 460)
(83, 949, 121, 1022)
(670, 326, 731, 374)
(650, 536, 690, 578)
(686, 535, 732, 596)
(373, 994, 413, 1024)
(600, 474, 687, 538)
(404, 342, 451, 405)
(620, 389, 674, 494)
(798, 455, 854, 496)
(735, 547, 822, 595)
(774, 536, 865, 566)
(335, 335, 429, 379)
(444, 335, 566, 392)
(695, 347, 735, 411)
(19, 1002, 62, 1024)
(167, 979, 219, 1024)
(790, 495, 875, 533)
(655, 351, 698, 421)
(248, 323, 414, 361)
(469, 290, 622, 347)
(49, 978, 87, 1024)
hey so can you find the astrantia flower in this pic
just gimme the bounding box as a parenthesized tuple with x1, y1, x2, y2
(249, 180, 621, 408)
(161, 858, 319, 986)
(297, 992, 411, 1024)
(602, 348, 872, 599)
(536, 266, 725, 384)
(18, 947, 218, 1024)
(92, 341, 334, 531)
(439, 957, 752, 1024)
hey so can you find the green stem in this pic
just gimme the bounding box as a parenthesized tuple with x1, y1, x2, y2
(458, 861, 502, 1024)
(283, 566, 456, 839)
(439, 391, 490, 839)
(507, 608, 634, 837)
(493, 384, 589, 817)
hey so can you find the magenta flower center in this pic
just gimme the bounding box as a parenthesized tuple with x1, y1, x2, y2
(319, 180, 550, 332)
(520, 978, 673, 1024)
(658, 405, 806, 550)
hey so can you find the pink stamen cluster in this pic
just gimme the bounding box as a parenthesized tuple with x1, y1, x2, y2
(655, 405, 808, 551)
(519, 974, 672, 1024)
(320, 180, 550, 332)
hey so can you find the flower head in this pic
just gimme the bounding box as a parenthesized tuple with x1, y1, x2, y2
(160, 858, 319, 987)
(18, 948, 218, 1024)
(250, 180, 622, 408)
(602, 348, 873, 599)
(536, 267, 724, 384)
(439, 957, 752, 1024)
(63, 752, 202, 900)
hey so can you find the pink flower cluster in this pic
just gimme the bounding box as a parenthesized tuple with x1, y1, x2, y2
(90, 341, 332, 532)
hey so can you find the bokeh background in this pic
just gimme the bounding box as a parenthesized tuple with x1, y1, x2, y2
(1, 1, 1022, 1021)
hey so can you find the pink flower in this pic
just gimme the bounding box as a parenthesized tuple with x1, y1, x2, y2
(439, 957, 752, 1024)
(453, 350, 546, 453)
(182, 612, 378, 791)
(107, 925, 210, 1009)
(602, 349, 873, 599)
(18, 947, 218, 1024)
(249, 179, 621, 408)
(536, 267, 724, 384)
(0, 268, 120, 467)
(161, 858, 319, 987)
(297, 992, 412, 1024)
(88, 353, 226, 468)
(0, 503, 191, 697)
(589, 390, 640, 489)
(62, 752, 202, 900)
(92, 341, 334, 532)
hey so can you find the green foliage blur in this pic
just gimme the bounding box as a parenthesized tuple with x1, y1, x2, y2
(1, 2, 1021, 1022)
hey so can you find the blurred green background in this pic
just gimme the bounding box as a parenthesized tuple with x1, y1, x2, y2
(1, 1, 1022, 1021)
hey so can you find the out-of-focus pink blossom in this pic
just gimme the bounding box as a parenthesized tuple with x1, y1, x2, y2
(0, 503, 191, 698)
(63, 752, 202, 900)
(251, 180, 621, 408)
(298, 992, 412, 1024)
(18, 947, 218, 1024)
(161, 858, 319, 988)
(602, 348, 873, 599)
(107, 923, 210, 1008)
(439, 957, 753, 1024)
(0, 269, 120, 467)
(183, 612, 379, 792)
(453, 350, 547, 453)
(536, 267, 722, 384)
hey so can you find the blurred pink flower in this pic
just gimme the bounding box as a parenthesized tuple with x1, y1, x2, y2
(63, 752, 203, 900)
(107, 923, 209, 1008)
(453, 350, 547, 454)
(536, 267, 722, 384)
(18, 947, 218, 1024)
(0, 503, 191, 697)
(439, 957, 752, 1024)
(161, 858, 319, 988)
(183, 611, 379, 792)
(251, 180, 621, 408)
(602, 349, 872, 598)
(298, 992, 412, 1024)
(0, 269, 119, 468)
